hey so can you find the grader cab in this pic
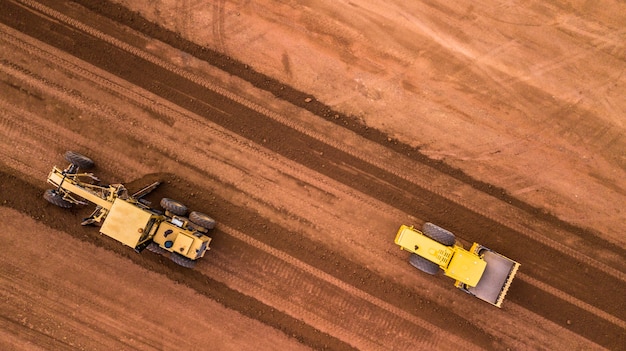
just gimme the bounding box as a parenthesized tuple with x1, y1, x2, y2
(44, 151, 215, 268)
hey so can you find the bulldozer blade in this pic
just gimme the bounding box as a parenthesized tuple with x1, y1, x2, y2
(467, 250, 520, 308)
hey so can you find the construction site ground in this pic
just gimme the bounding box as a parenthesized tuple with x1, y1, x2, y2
(0, 1, 624, 350)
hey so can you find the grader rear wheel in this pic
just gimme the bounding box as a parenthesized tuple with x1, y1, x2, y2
(189, 211, 216, 230)
(146, 242, 168, 255)
(170, 252, 196, 268)
(160, 198, 187, 216)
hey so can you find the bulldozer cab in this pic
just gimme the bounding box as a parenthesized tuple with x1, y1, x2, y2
(443, 248, 487, 287)
(395, 225, 486, 287)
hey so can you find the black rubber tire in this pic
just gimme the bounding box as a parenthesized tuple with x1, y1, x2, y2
(422, 222, 456, 246)
(43, 189, 73, 208)
(146, 242, 168, 255)
(189, 211, 216, 230)
(160, 198, 187, 216)
(409, 253, 440, 275)
(170, 252, 196, 268)
(64, 151, 94, 169)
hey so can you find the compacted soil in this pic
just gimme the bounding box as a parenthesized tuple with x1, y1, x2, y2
(0, 1, 624, 350)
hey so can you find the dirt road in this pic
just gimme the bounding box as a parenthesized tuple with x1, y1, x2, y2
(0, 1, 624, 350)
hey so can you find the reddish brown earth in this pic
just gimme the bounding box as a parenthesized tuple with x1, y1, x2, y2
(0, 0, 624, 350)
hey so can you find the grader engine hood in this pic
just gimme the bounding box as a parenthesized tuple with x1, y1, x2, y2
(154, 222, 212, 260)
(171, 233, 194, 255)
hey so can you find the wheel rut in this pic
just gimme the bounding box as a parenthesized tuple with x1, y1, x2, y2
(1, 1, 624, 350)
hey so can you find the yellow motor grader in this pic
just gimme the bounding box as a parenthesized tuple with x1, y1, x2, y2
(394, 223, 520, 307)
(44, 151, 215, 268)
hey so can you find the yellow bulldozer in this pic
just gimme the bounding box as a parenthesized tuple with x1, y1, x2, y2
(44, 151, 215, 268)
(394, 223, 520, 307)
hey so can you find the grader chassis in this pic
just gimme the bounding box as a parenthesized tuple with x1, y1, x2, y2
(44, 151, 216, 268)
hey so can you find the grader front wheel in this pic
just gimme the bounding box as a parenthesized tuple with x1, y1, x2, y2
(43, 189, 73, 208)
(64, 151, 94, 170)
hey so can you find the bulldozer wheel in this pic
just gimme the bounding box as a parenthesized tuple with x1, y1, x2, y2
(146, 242, 168, 255)
(170, 252, 196, 268)
(189, 211, 216, 230)
(422, 222, 456, 246)
(64, 151, 94, 169)
(409, 253, 440, 275)
(160, 198, 187, 216)
(43, 189, 73, 208)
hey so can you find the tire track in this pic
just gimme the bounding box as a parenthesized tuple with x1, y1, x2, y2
(0, 61, 151, 180)
(0, 21, 473, 349)
(2, 2, 621, 350)
(212, 0, 226, 52)
(0, 105, 59, 172)
(0, 20, 396, 229)
(215, 223, 477, 350)
(0, 107, 51, 177)
(204, 261, 390, 351)
(205, 250, 421, 351)
(14, 0, 623, 286)
(10, 3, 625, 334)
(518, 272, 626, 330)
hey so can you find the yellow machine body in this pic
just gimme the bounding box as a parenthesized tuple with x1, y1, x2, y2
(395, 225, 486, 287)
(152, 220, 212, 259)
(394, 224, 520, 307)
(46, 165, 212, 261)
